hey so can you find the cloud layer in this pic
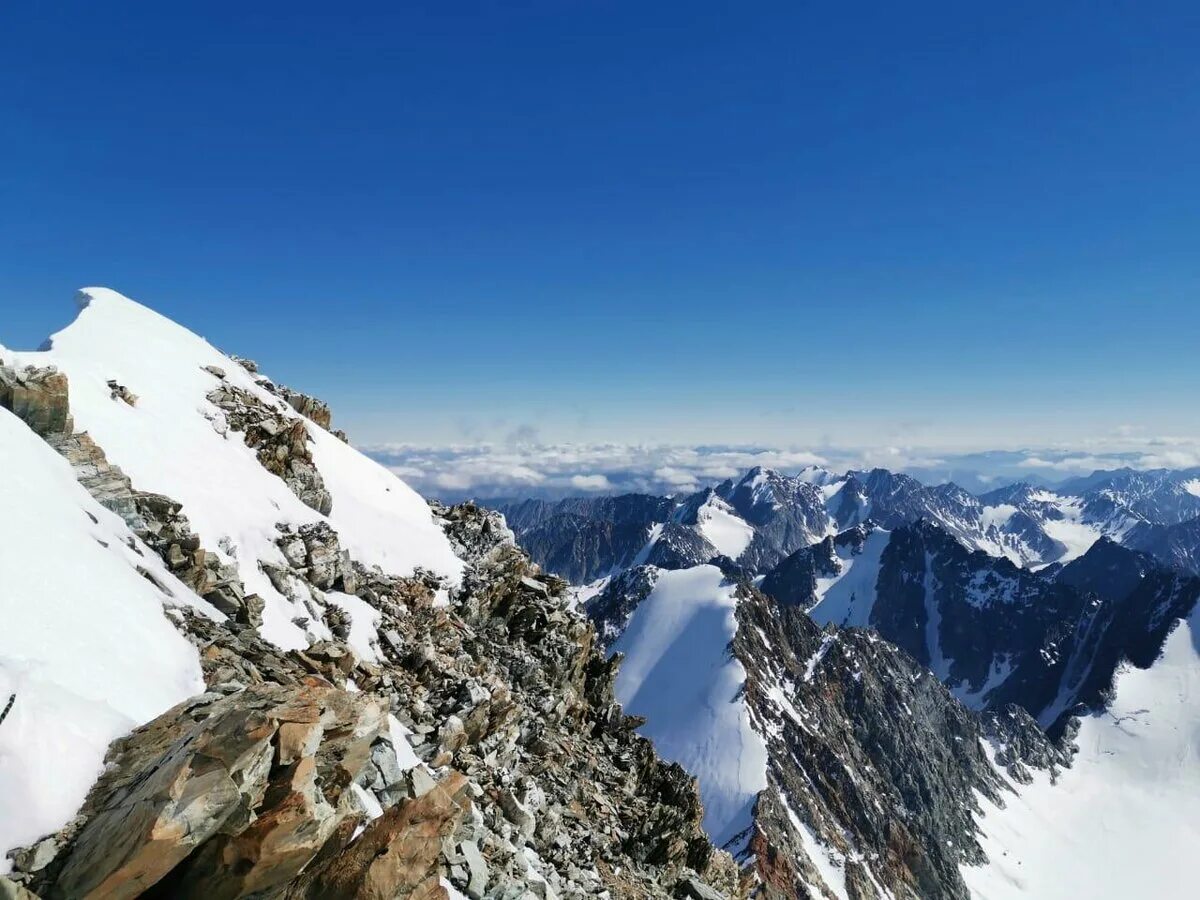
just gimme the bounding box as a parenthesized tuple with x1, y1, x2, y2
(364, 435, 1200, 501)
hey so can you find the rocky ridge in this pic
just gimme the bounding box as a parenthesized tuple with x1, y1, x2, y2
(0, 350, 738, 899)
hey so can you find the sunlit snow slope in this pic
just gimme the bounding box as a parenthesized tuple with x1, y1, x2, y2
(964, 607, 1200, 899)
(12, 288, 461, 650)
(610, 565, 767, 849)
(806, 529, 890, 628)
(0, 407, 208, 869)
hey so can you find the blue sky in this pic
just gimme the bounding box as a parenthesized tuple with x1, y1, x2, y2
(3, 1, 1199, 450)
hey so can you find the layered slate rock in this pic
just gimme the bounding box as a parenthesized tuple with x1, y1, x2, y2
(0, 362, 72, 437)
(27, 683, 410, 900)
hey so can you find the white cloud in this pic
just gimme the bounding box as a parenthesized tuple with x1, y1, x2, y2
(570, 473, 612, 491)
(361, 436, 1200, 501)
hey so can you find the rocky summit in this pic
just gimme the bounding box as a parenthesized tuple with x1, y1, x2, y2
(0, 291, 738, 900)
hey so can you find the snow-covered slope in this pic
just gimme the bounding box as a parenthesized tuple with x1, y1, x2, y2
(806, 527, 891, 628)
(694, 496, 755, 559)
(610, 565, 767, 849)
(964, 606, 1200, 899)
(0, 406, 208, 868)
(13, 288, 461, 651)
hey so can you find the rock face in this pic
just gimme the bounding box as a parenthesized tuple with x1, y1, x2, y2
(500, 495, 676, 584)
(0, 362, 72, 437)
(755, 520, 1200, 737)
(205, 372, 334, 516)
(28, 683, 405, 900)
(735, 585, 1007, 900)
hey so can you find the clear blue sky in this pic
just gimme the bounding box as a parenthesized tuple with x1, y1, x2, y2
(2, 1, 1198, 448)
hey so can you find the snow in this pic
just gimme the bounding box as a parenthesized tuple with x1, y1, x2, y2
(386, 714, 422, 771)
(1038, 496, 1103, 564)
(964, 607, 1200, 899)
(629, 523, 665, 567)
(1184, 478, 1200, 498)
(568, 576, 610, 611)
(611, 565, 768, 848)
(951, 655, 1013, 710)
(806, 529, 890, 628)
(350, 783, 384, 821)
(922, 556, 953, 681)
(12, 288, 461, 653)
(695, 497, 754, 560)
(325, 591, 382, 663)
(980, 503, 1018, 530)
(802, 634, 837, 681)
(0, 407, 206, 869)
(778, 789, 849, 900)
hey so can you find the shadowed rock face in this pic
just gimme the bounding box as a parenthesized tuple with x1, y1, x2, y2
(734, 585, 1008, 900)
(754, 521, 1200, 737)
(500, 495, 677, 584)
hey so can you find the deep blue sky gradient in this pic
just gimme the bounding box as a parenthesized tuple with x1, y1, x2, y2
(2, 1, 1198, 446)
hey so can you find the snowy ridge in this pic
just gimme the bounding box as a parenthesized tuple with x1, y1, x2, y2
(610, 565, 768, 849)
(694, 496, 755, 559)
(12, 288, 461, 652)
(0, 287, 466, 868)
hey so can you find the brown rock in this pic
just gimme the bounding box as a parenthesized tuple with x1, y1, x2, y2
(282, 774, 465, 900)
(0, 364, 72, 437)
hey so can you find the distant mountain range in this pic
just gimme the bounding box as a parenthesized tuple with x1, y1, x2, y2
(496, 463, 1200, 897)
(499, 463, 1200, 583)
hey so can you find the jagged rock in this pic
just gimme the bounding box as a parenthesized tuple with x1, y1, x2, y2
(283, 772, 467, 899)
(0, 362, 72, 437)
(106, 379, 137, 406)
(21, 683, 389, 900)
(206, 382, 333, 515)
(459, 839, 489, 898)
(6, 359, 739, 900)
(736, 584, 1006, 899)
(282, 387, 333, 431)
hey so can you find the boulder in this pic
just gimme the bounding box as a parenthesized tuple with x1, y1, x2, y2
(31, 683, 389, 900)
(0, 363, 72, 437)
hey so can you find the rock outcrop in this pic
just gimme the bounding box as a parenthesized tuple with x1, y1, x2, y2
(0, 362, 72, 437)
(205, 375, 334, 516)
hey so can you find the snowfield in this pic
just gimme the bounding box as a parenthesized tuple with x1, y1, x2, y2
(964, 607, 1200, 899)
(695, 497, 754, 559)
(806, 528, 890, 628)
(0, 407, 208, 869)
(610, 565, 768, 849)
